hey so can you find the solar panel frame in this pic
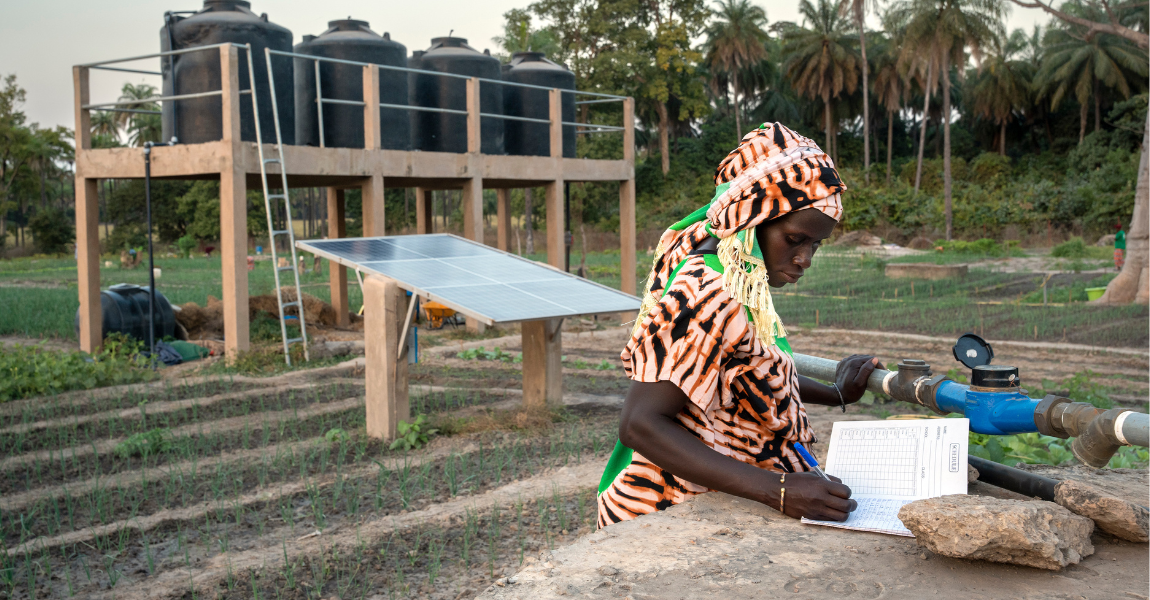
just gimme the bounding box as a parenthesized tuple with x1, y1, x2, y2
(297, 234, 641, 325)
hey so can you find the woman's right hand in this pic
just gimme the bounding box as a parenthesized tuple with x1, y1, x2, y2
(766, 472, 856, 521)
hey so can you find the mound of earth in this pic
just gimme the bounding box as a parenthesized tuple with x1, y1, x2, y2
(834, 230, 882, 247)
(176, 291, 343, 339)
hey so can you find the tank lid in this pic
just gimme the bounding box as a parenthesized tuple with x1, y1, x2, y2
(301, 34, 316, 43)
(327, 18, 371, 32)
(506, 51, 568, 71)
(203, 0, 252, 10)
(428, 36, 475, 51)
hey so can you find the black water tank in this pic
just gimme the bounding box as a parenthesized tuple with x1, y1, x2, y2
(502, 52, 575, 158)
(293, 19, 410, 149)
(411, 37, 503, 154)
(75, 284, 177, 343)
(161, 0, 294, 145)
(407, 50, 426, 151)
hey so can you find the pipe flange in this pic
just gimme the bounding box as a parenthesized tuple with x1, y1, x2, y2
(1034, 395, 1072, 438)
(915, 374, 950, 414)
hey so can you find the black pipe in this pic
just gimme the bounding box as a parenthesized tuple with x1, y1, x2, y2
(968, 456, 1059, 501)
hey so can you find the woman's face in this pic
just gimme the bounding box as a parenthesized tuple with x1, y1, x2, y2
(754, 209, 838, 288)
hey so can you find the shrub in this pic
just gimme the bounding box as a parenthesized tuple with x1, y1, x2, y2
(114, 428, 171, 458)
(28, 207, 75, 254)
(389, 414, 438, 451)
(176, 234, 198, 258)
(0, 338, 154, 402)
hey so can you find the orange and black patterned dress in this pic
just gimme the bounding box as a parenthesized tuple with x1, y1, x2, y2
(595, 252, 815, 528)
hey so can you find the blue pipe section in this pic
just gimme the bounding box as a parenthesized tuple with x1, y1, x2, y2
(934, 381, 1042, 435)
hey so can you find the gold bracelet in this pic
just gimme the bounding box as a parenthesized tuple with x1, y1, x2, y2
(779, 487, 786, 514)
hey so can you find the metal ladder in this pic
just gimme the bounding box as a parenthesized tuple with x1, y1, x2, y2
(246, 46, 309, 364)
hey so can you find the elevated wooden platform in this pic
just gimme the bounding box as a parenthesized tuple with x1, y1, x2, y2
(73, 44, 636, 361)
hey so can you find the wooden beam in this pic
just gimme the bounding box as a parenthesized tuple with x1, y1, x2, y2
(362, 174, 386, 236)
(522, 319, 563, 407)
(466, 78, 481, 155)
(462, 177, 483, 244)
(220, 44, 249, 358)
(76, 178, 101, 353)
(363, 65, 381, 150)
(327, 187, 349, 327)
(496, 188, 510, 251)
(73, 66, 91, 152)
(415, 187, 433, 234)
(549, 88, 563, 159)
(364, 275, 410, 440)
(621, 97, 637, 296)
(545, 180, 564, 270)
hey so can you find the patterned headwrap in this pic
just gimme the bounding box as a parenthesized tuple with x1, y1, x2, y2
(633, 122, 845, 346)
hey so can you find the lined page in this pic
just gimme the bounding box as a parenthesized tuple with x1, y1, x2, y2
(801, 419, 969, 537)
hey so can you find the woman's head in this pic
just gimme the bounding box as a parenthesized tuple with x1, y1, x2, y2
(755, 208, 837, 287)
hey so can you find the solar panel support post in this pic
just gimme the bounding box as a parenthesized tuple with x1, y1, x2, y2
(327, 187, 349, 328)
(363, 274, 410, 440)
(522, 318, 563, 407)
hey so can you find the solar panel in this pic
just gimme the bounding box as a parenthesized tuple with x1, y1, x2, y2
(297, 234, 641, 324)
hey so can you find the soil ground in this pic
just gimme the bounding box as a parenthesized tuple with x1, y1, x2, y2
(1, 322, 1145, 600)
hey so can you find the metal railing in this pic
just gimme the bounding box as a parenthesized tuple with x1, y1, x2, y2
(265, 48, 630, 152)
(79, 43, 253, 117)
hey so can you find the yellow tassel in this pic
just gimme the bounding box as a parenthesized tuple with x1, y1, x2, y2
(716, 232, 787, 346)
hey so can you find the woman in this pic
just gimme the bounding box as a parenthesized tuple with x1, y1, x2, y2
(597, 122, 883, 527)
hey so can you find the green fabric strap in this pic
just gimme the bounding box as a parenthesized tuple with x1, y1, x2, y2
(597, 253, 791, 497)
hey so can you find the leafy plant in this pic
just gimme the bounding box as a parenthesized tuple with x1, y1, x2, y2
(457, 346, 522, 363)
(176, 234, 198, 259)
(114, 428, 171, 459)
(0, 337, 154, 402)
(970, 431, 1146, 469)
(389, 415, 439, 451)
(324, 428, 351, 445)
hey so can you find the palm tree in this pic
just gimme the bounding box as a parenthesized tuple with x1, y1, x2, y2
(117, 83, 161, 147)
(870, 36, 908, 184)
(781, 0, 860, 160)
(888, 0, 1003, 240)
(1034, 4, 1148, 144)
(838, 0, 877, 181)
(970, 29, 1032, 155)
(704, 0, 771, 139)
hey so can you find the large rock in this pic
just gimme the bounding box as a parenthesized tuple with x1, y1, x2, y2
(897, 495, 1094, 570)
(1055, 479, 1149, 542)
(834, 230, 883, 247)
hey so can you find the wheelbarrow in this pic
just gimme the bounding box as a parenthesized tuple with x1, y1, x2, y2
(422, 301, 457, 329)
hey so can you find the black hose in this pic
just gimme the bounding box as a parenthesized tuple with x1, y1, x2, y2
(968, 456, 1059, 501)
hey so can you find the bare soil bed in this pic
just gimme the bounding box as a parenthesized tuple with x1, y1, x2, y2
(2, 322, 1144, 599)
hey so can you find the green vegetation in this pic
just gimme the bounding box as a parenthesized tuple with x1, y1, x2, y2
(458, 346, 522, 363)
(113, 428, 171, 459)
(0, 333, 154, 402)
(1050, 237, 1111, 260)
(970, 432, 1148, 469)
(389, 414, 439, 451)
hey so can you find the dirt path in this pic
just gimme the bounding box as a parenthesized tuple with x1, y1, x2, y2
(89, 461, 603, 600)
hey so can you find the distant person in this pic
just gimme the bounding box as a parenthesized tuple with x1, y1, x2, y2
(598, 123, 881, 528)
(1114, 224, 1126, 270)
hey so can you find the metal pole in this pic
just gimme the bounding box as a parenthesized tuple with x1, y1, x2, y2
(144, 144, 157, 368)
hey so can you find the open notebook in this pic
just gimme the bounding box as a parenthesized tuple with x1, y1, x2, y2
(801, 418, 969, 537)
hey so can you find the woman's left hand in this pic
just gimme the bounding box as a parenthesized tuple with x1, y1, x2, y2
(835, 354, 885, 404)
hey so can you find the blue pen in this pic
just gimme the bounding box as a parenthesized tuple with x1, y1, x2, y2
(793, 442, 830, 480)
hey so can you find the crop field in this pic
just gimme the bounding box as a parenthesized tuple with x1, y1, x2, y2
(0, 344, 628, 600)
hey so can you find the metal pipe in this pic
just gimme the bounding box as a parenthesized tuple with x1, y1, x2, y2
(481, 113, 552, 124)
(382, 103, 468, 116)
(314, 60, 325, 148)
(968, 456, 1058, 501)
(83, 90, 222, 109)
(89, 108, 163, 115)
(1121, 411, 1149, 447)
(793, 353, 893, 397)
(91, 66, 164, 76)
(79, 43, 247, 68)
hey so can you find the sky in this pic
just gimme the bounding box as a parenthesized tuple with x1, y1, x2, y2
(1, 0, 1052, 133)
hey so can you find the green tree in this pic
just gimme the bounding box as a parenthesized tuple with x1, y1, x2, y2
(0, 74, 31, 247)
(781, 0, 861, 161)
(870, 35, 909, 184)
(117, 83, 161, 147)
(1033, 2, 1148, 144)
(28, 206, 74, 254)
(888, 0, 1004, 240)
(704, 0, 771, 139)
(839, 0, 879, 180)
(969, 29, 1032, 155)
(494, 8, 560, 58)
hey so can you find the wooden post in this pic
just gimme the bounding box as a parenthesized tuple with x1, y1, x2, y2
(363, 65, 381, 150)
(363, 275, 410, 440)
(415, 187, 433, 234)
(362, 175, 385, 236)
(466, 77, 481, 155)
(74, 65, 102, 354)
(620, 97, 637, 296)
(219, 44, 249, 357)
(496, 189, 511, 251)
(522, 319, 563, 407)
(546, 89, 565, 270)
(327, 187, 349, 328)
(462, 178, 483, 244)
